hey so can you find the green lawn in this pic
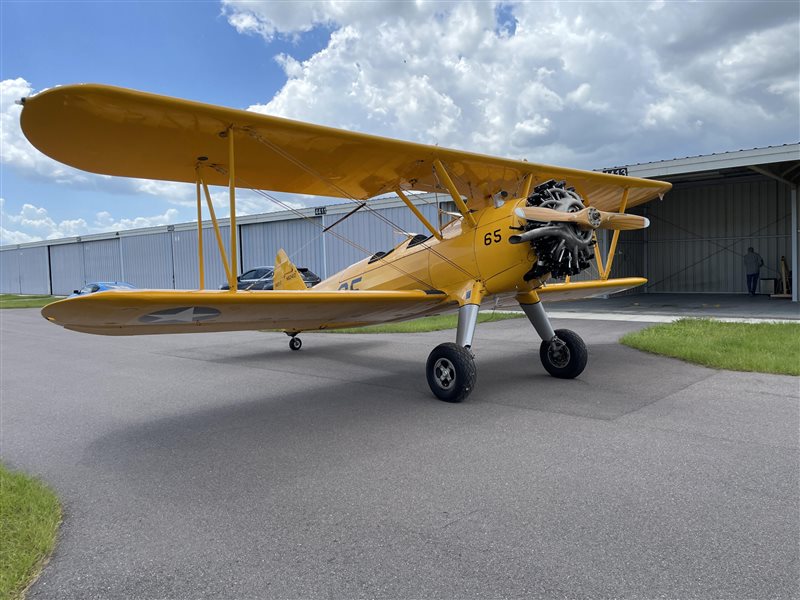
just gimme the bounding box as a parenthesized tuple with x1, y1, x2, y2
(620, 318, 800, 376)
(0, 295, 61, 309)
(324, 311, 524, 334)
(0, 464, 61, 600)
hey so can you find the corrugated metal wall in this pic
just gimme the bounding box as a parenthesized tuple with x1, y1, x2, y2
(0, 250, 22, 293)
(172, 226, 235, 289)
(83, 239, 122, 282)
(322, 203, 441, 277)
(1, 185, 792, 296)
(0, 247, 50, 293)
(240, 218, 323, 277)
(19, 246, 50, 294)
(49, 244, 85, 295)
(120, 233, 174, 288)
(643, 179, 791, 293)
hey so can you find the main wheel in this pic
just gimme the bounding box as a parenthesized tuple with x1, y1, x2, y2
(289, 336, 302, 351)
(539, 329, 587, 379)
(426, 342, 477, 403)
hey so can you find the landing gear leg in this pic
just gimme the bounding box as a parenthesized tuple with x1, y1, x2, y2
(520, 298, 587, 379)
(426, 303, 479, 402)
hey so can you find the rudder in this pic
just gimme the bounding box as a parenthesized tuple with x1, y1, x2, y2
(273, 249, 307, 291)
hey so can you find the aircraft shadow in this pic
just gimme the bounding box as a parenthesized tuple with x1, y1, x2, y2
(85, 337, 705, 504)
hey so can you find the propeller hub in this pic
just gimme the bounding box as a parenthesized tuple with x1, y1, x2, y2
(586, 207, 601, 229)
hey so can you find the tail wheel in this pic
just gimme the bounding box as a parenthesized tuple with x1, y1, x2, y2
(426, 342, 477, 403)
(539, 329, 587, 379)
(289, 336, 302, 351)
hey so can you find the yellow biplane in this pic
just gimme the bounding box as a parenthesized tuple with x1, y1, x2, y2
(21, 84, 670, 402)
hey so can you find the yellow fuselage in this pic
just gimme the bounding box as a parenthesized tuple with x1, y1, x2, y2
(316, 199, 536, 303)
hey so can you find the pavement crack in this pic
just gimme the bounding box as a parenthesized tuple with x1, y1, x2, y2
(439, 508, 484, 531)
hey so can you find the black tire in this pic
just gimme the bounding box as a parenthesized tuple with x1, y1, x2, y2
(289, 337, 302, 351)
(426, 342, 477, 403)
(539, 329, 587, 379)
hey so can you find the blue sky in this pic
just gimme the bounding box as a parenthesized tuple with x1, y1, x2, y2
(1, 1, 798, 244)
(1, 1, 332, 237)
(3, 2, 330, 105)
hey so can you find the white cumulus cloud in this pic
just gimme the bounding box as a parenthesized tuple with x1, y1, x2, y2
(1, 78, 92, 185)
(226, 0, 799, 166)
(0, 197, 186, 245)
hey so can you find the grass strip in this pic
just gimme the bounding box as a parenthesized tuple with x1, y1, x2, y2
(0, 295, 60, 309)
(620, 318, 800, 376)
(323, 311, 524, 334)
(0, 464, 61, 600)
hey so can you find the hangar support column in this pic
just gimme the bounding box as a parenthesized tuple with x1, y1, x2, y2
(792, 185, 798, 302)
(750, 164, 798, 302)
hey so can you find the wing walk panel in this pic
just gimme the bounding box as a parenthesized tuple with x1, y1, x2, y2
(41, 289, 453, 336)
(21, 84, 671, 213)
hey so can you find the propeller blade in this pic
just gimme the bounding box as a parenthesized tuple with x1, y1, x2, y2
(514, 206, 649, 230)
(515, 206, 599, 228)
(595, 212, 650, 230)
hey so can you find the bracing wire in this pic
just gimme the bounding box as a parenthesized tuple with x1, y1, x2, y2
(203, 163, 437, 290)
(242, 128, 480, 281)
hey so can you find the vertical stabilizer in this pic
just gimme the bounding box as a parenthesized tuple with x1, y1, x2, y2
(273, 249, 307, 290)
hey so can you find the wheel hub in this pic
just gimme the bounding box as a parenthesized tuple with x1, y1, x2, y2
(547, 338, 571, 368)
(433, 357, 456, 389)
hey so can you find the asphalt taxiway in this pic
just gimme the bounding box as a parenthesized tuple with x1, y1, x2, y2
(2, 308, 798, 599)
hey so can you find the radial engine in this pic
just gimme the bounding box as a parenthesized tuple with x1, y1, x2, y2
(510, 179, 597, 281)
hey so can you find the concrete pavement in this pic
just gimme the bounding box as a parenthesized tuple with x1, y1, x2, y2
(1, 308, 798, 599)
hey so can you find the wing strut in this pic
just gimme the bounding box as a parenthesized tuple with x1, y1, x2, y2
(593, 188, 630, 280)
(227, 126, 238, 287)
(396, 189, 443, 241)
(432, 159, 477, 228)
(192, 128, 239, 292)
(194, 174, 205, 288)
(520, 173, 534, 200)
(198, 173, 234, 289)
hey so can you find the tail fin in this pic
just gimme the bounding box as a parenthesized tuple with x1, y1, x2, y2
(273, 249, 307, 291)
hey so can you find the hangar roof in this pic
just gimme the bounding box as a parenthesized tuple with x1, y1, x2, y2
(606, 143, 800, 186)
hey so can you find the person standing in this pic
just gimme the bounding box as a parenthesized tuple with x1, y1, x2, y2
(743, 247, 764, 296)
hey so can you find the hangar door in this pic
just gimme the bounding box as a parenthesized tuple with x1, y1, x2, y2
(644, 178, 791, 293)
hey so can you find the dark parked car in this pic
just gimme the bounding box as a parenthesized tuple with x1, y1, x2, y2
(220, 266, 321, 290)
(70, 281, 136, 297)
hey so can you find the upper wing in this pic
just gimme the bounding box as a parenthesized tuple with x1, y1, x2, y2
(21, 84, 670, 212)
(41, 289, 452, 336)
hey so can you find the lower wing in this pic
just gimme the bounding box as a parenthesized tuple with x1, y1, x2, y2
(42, 289, 451, 336)
(536, 277, 646, 302)
(489, 277, 646, 308)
